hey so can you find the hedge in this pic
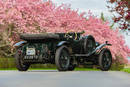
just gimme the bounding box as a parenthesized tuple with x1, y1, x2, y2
(0, 58, 56, 69)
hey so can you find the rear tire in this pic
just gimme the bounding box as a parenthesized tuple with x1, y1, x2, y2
(15, 49, 30, 71)
(98, 48, 112, 71)
(55, 46, 70, 71)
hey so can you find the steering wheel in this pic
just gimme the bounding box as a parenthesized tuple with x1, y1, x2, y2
(65, 30, 78, 40)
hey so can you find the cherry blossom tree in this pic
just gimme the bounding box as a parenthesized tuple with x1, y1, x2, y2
(107, 0, 130, 30)
(0, 0, 129, 63)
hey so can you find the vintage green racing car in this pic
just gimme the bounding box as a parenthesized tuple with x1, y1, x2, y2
(14, 31, 112, 71)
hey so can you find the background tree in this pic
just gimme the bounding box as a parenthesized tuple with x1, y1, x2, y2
(107, 0, 130, 30)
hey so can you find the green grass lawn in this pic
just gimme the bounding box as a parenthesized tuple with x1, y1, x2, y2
(121, 68, 130, 73)
(30, 68, 99, 71)
(0, 68, 99, 71)
(75, 68, 99, 71)
(0, 57, 129, 73)
(0, 68, 56, 70)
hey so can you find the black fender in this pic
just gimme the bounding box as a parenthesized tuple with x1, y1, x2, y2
(14, 41, 27, 47)
(93, 41, 112, 55)
(56, 41, 73, 55)
(57, 41, 70, 47)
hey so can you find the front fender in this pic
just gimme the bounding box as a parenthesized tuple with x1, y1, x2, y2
(14, 41, 27, 47)
(57, 41, 70, 47)
(93, 42, 112, 55)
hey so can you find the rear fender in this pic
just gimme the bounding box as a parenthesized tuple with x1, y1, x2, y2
(57, 41, 70, 47)
(14, 41, 27, 47)
(57, 41, 72, 54)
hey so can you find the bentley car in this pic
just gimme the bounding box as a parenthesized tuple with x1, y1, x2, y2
(14, 31, 112, 71)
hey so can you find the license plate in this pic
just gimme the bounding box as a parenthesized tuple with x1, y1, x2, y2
(26, 48, 36, 55)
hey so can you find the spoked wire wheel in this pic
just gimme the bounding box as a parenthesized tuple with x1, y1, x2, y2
(15, 48, 30, 71)
(55, 46, 70, 71)
(99, 48, 112, 71)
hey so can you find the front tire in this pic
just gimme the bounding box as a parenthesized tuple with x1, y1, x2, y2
(98, 48, 112, 71)
(15, 49, 30, 71)
(55, 46, 70, 71)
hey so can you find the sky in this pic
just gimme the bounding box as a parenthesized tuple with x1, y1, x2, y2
(52, 0, 130, 48)
(52, 0, 111, 16)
